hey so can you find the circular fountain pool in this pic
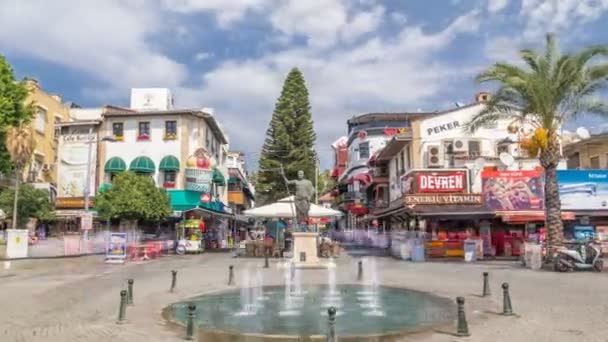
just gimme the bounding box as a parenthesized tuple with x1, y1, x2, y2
(166, 284, 454, 340)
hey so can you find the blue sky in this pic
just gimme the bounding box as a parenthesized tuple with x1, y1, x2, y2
(1, 0, 608, 169)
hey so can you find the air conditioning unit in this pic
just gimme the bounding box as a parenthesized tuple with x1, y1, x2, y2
(427, 144, 443, 167)
(453, 139, 469, 153)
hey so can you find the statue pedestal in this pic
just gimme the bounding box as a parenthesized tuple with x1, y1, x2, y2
(291, 232, 325, 268)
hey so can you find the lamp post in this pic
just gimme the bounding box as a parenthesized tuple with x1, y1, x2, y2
(82, 127, 94, 241)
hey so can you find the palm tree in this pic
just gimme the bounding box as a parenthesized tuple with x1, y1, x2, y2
(5, 123, 36, 229)
(466, 33, 608, 257)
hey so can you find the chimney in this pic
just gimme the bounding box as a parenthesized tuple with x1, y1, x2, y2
(475, 92, 491, 103)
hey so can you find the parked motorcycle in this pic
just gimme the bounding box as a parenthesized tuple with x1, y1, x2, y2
(554, 241, 603, 272)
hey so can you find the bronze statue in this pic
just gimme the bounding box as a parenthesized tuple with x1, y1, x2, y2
(282, 170, 314, 228)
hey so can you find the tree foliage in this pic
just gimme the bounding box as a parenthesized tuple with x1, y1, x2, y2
(0, 184, 54, 225)
(0, 55, 33, 174)
(95, 172, 171, 222)
(258, 68, 317, 204)
(466, 33, 608, 252)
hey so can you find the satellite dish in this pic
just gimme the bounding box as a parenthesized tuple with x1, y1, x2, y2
(499, 152, 515, 167)
(474, 157, 486, 170)
(576, 127, 590, 140)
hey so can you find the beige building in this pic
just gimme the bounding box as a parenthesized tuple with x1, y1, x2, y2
(22, 79, 71, 185)
(564, 132, 608, 169)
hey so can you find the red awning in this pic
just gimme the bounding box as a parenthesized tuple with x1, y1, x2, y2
(497, 211, 576, 223)
(346, 203, 369, 215)
(330, 167, 343, 178)
(347, 173, 373, 186)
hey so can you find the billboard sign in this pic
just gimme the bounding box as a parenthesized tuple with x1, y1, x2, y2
(56, 131, 97, 208)
(481, 170, 544, 211)
(558, 170, 608, 210)
(401, 169, 468, 195)
(105, 233, 127, 263)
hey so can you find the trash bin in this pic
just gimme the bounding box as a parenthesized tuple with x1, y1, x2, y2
(411, 239, 425, 262)
(464, 239, 477, 262)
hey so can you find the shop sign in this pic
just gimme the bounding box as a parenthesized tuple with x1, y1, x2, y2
(383, 127, 411, 136)
(184, 168, 213, 192)
(56, 197, 94, 209)
(418, 171, 466, 193)
(481, 170, 543, 211)
(426, 121, 460, 136)
(80, 212, 93, 230)
(403, 194, 482, 205)
(57, 133, 97, 199)
(105, 232, 127, 264)
(200, 193, 211, 203)
(558, 170, 608, 210)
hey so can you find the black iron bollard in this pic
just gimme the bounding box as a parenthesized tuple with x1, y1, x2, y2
(357, 260, 363, 281)
(127, 279, 134, 305)
(482, 272, 490, 297)
(185, 303, 196, 340)
(456, 296, 470, 337)
(228, 265, 234, 285)
(290, 262, 295, 281)
(326, 307, 337, 342)
(117, 290, 128, 324)
(171, 270, 177, 292)
(264, 252, 269, 268)
(502, 283, 514, 316)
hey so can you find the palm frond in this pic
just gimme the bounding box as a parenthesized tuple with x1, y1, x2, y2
(520, 49, 541, 73)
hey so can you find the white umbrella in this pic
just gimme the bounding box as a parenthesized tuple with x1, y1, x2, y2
(243, 196, 342, 218)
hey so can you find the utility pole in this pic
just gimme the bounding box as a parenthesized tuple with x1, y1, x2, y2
(83, 127, 94, 241)
(314, 156, 319, 232)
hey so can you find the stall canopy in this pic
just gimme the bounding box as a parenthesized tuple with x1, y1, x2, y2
(243, 196, 343, 218)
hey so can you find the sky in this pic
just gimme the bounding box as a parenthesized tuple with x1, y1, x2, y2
(1, 0, 608, 169)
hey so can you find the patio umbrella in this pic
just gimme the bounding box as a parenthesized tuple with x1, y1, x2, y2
(243, 196, 342, 218)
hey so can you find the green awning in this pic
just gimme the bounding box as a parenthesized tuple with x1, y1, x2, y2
(228, 176, 238, 184)
(99, 183, 113, 193)
(129, 156, 155, 173)
(104, 157, 126, 173)
(159, 155, 180, 172)
(212, 168, 225, 186)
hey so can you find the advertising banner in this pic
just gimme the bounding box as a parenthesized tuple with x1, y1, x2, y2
(401, 169, 468, 195)
(403, 194, 482, 205)
(56, 132, 97, 208)
(481, 170, 544, 211)
(105, 233, 127, 263)
(558, 170, 608, 210)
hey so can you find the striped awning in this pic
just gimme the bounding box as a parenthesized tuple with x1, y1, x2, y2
(129, 156, 155, 173)
(159, 155, 180, 172)
(104, 157, 127, 173)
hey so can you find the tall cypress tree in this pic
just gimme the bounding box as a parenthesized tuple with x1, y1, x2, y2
(258, 68, 317, 204)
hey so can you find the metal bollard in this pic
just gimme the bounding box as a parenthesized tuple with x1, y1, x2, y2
(185, 303, 196, 340)
(326, 307, 337, 342)
(127, 279, 134, 305)
(482, 272, 490, 297)
(357, 260, 363, 281)
(264, 252, 269, 268)
(290, 262, 295, 281)
(117, 290, 128, 324)
(456, 296, 470, 337)
(502, 283, 514, 316)
(171, 270, 177, 292)
(228, 265, 234, 285)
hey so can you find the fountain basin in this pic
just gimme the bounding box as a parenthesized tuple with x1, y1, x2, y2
(164, 284, 455, 341)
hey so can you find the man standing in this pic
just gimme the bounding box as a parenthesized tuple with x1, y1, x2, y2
(281, 170, 314, 230)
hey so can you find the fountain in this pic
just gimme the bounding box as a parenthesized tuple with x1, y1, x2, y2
(166, 259, 455, 341)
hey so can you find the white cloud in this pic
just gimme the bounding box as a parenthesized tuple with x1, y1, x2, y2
(488, 0, 508, 13)
(0, 1, 186, 92)
(162, 0, 270, 28)
(194, 52, 211, 62)
(484, 36, 521, 62)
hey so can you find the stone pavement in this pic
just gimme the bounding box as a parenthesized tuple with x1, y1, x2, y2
(1, 253, 608, 342)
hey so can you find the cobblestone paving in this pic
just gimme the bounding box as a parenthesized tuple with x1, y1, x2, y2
(1, 253, 607, 342)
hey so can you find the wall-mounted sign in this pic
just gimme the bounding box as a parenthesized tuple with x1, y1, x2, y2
(558, 170, 608, 210)
(56, 132, 97, 202)
(184, 168, 213, 192)
(383, 127, 412, 136)
(80, 212, 93, 230)
(403, 194, 482, 205)
(481, 170, 543, 211)
(426, 121, 460, 136)
(418, 171, 466, 193)
(56, 197, 94, 209)
(200, 193, 211, 203)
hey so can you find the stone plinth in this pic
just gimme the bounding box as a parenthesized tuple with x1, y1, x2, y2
(291, 232, 323, 268)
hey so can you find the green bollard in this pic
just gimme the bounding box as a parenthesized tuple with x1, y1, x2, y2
(502, 283, 514, 316)
(456, 296, 470, 337)
(171, 270, 177, 292)
(185, 303, 196, 340)
(228, 265, 234, 285)
(482, 272, 490, 297)
(357, 260, 363, 281)
(264, 251, 269, 268)
(127, 279, 134, 305)
(117, 290, 128, 324)
(326, 307, 337, 342)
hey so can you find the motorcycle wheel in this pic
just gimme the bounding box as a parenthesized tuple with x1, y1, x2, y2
(554, 255, 571, 273)
(176, 245, 186, 255)
(593, 259, 603, 272)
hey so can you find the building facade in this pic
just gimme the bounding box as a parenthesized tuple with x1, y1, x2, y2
(563, 132, 608, 169)
(226, 151, 255, 214)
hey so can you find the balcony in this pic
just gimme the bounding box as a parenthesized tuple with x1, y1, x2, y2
(228, 191, 245, 205)
(338, 191, 364, 203)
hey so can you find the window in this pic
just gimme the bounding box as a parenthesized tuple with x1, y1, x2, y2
(138, 122, 150, 140)
(590, 156, 600, 169)
(359, 142, 370, 159)
(163, 172, 176, 188)
(35, 107, 47, 133)
(53, 117, 62, 142)
(112, 122, 124, 141)
(567, 152, 580, 169)
(205, 127, 210, 148)
(468, 140, 481, 158)
(165, 120, 177, 140)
